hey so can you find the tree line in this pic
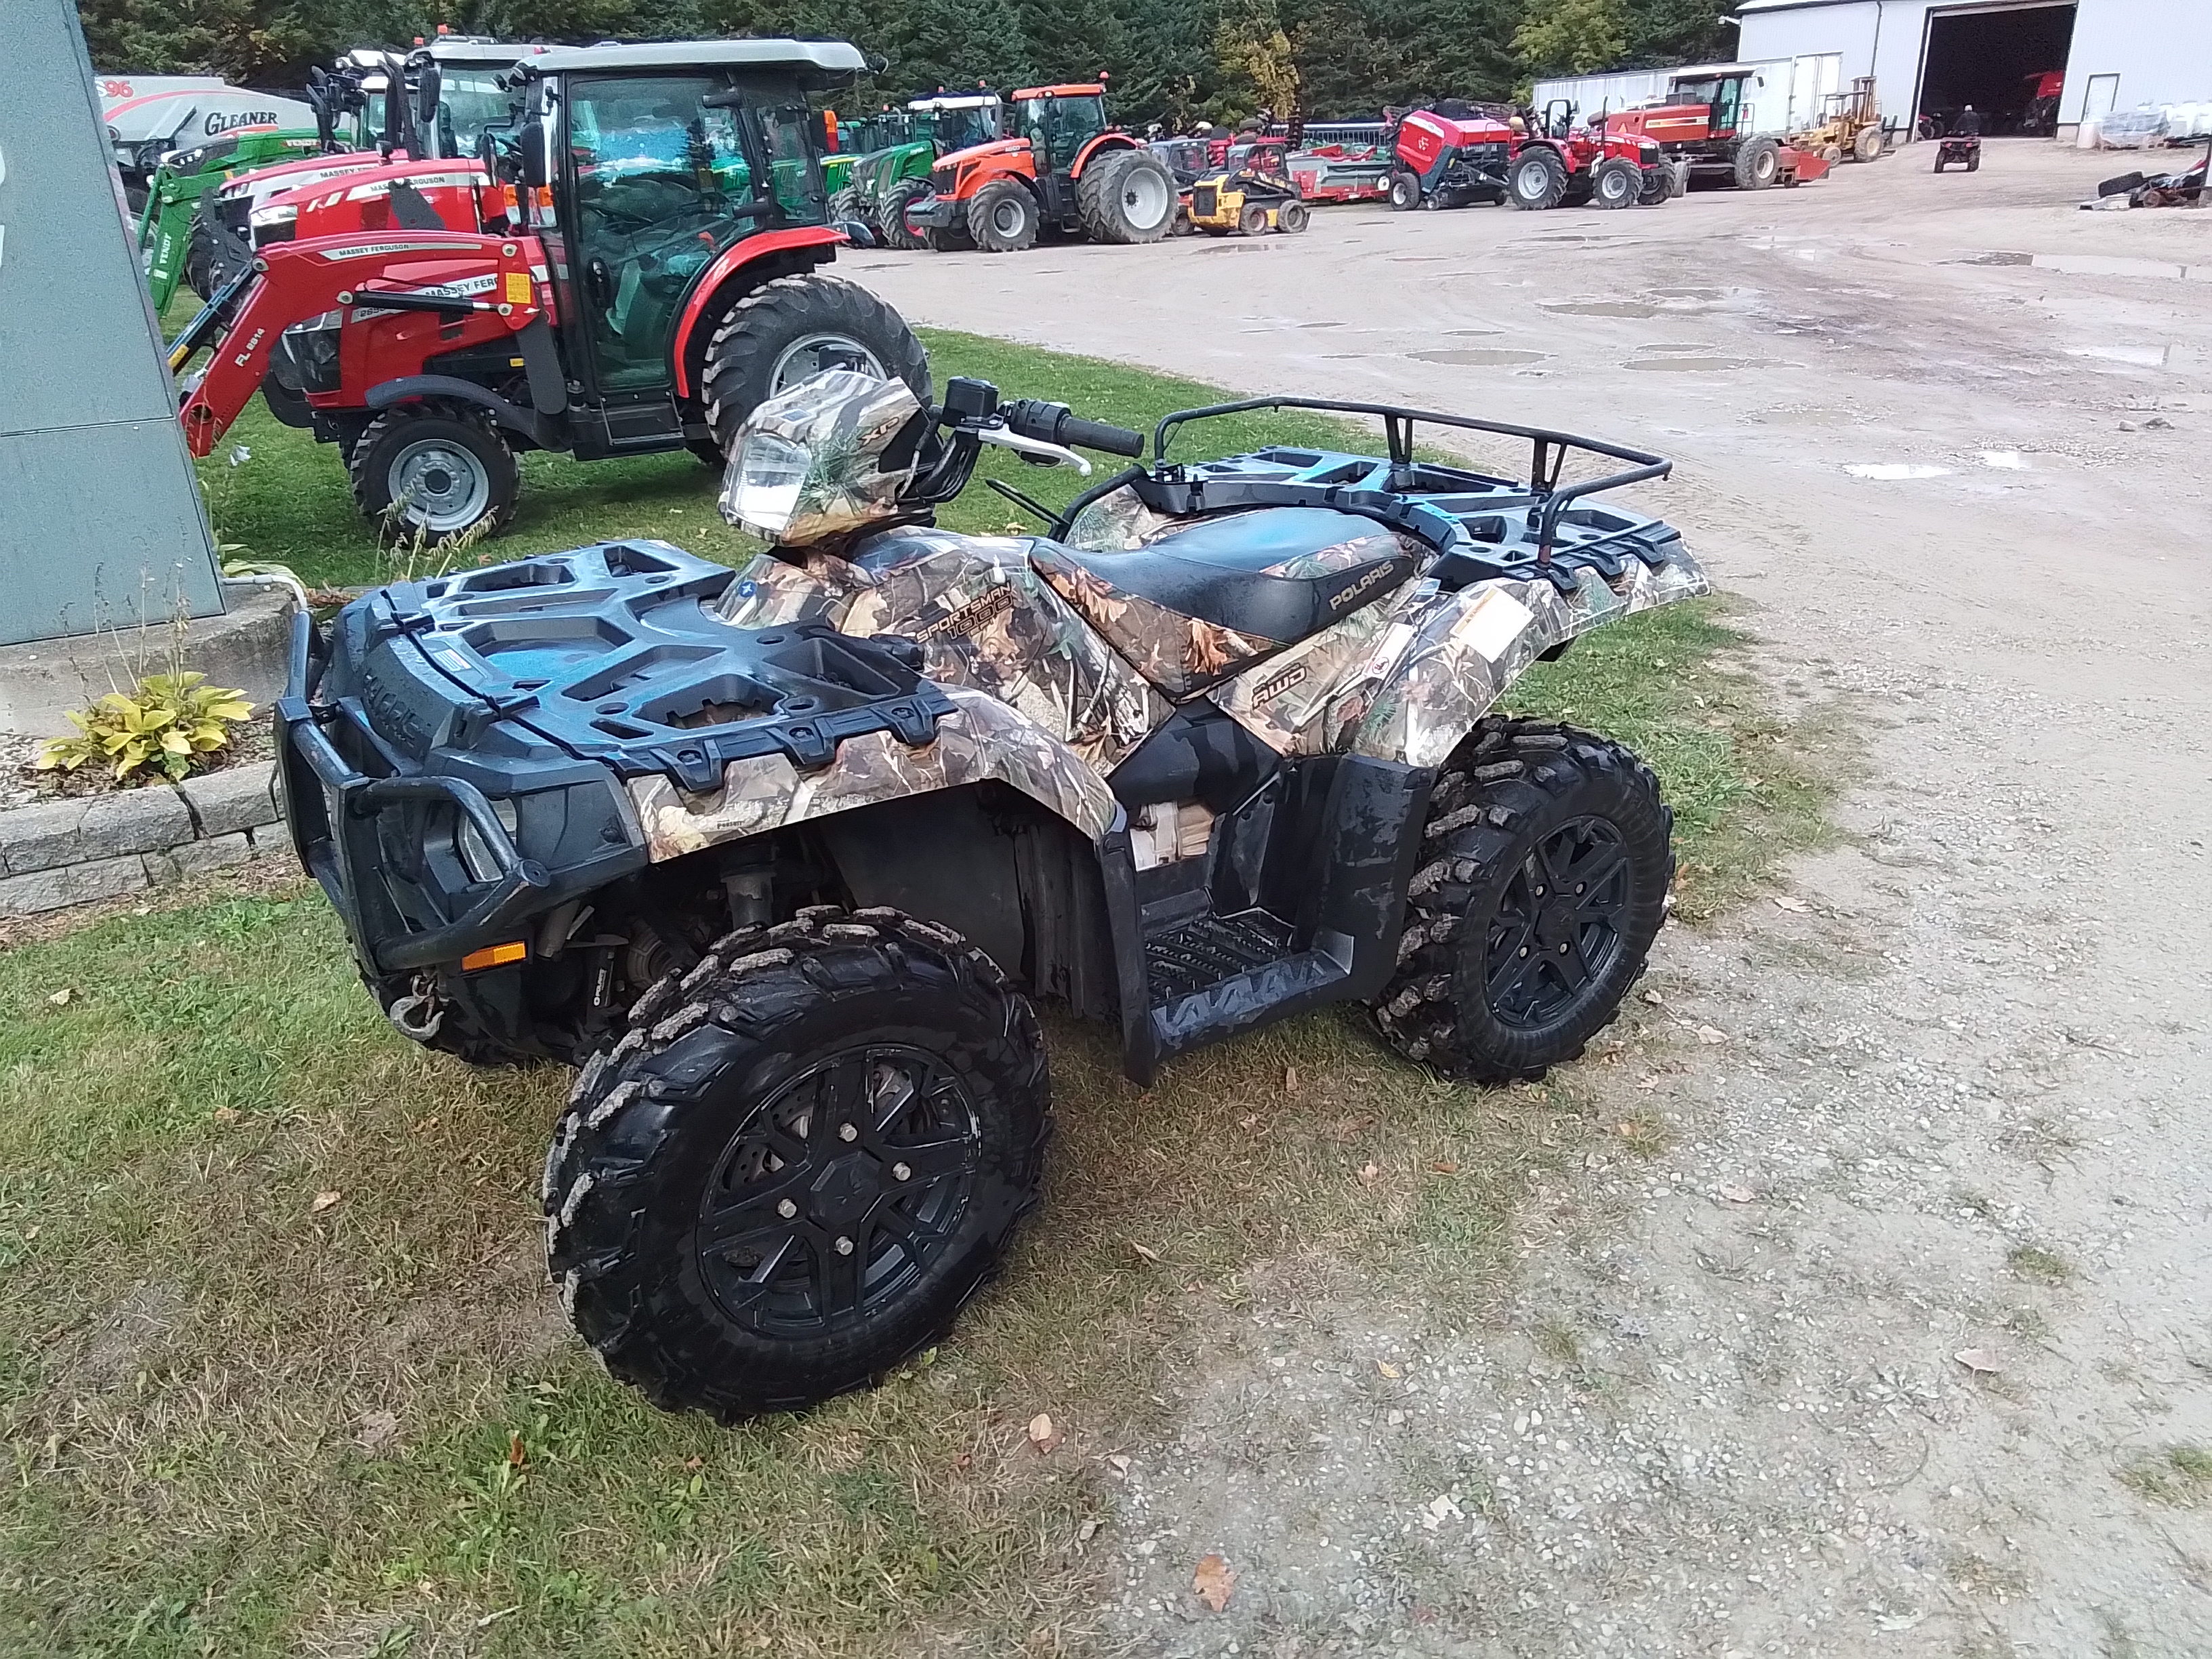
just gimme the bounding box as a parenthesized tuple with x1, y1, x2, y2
(79, 0, 1732, 127)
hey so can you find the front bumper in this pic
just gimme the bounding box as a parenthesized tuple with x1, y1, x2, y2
(905, 192, 964, 230)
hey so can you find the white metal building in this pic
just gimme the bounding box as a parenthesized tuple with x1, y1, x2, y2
(1731, 0, 2210, 134)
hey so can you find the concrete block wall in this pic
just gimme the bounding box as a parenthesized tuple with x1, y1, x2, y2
(0, 760, 284, 916)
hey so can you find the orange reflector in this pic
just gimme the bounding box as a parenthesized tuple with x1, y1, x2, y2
(461, 941, 527, 972)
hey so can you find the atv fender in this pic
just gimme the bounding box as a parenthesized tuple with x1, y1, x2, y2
(624, 685, 1120, 863)
(669, 226, 847, 398)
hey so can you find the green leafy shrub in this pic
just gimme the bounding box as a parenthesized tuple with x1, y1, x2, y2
(37, 673, 254, 785)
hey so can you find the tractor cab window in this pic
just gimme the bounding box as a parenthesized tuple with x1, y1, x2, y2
(565, 74, 807, 392)
(1021, 95, 1105, 172)
(932, 103, 998, 152)
(432, 68, 514, 159)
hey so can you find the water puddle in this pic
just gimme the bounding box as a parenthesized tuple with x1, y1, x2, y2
(1446, 327, 1502, 336)
(2066, 344, 2171, 367)
(1646, 287, 1727, 300)
(1844, 464, 1952, 480)
(1961, 251, 2210, 281)
(1409, 348, 1549, 367)
(1639, 342, 1721, 353)
(1299, 320, 1347, 329)
(1979, 451, 2027, 470)
(1540, 300, 1658, 319)
(1390, 255, 1453, 263)
(1624, 356, 1767, 373)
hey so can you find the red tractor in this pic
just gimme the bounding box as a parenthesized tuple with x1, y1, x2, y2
(169, 41, 927, 541)
(1601, 67, 1829, 191)
(1507, 100, 1681, 209)
(903, 83, 1179, 252)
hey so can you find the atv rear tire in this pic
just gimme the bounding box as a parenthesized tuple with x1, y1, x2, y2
(880, 179, 934, 251)
(1591, 157, 1642, 209)
(1509, 148, 1568, 210)
(1734, 137, 1780, 190)
(700, 274, 930, 457)
(967, 180, 1040, 252)
(1078, 150, 1177, 244)
(544, 907, 1051, 1419)
(348, 406, 518, 542)
(1370, 720, 1673, 1084)
(1388, 170, 1422, 211)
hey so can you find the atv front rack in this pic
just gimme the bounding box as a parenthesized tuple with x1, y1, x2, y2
(1136, 397, 1673, 586)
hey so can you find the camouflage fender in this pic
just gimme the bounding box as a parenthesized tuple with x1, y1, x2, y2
(626, 684, 1120, 863)
(1214, 554, 1710, 765)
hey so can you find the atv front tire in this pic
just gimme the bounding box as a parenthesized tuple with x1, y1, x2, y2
(544, 907, 1051, 1419)
(968, 180, 1040, 252)
(1509, 148, 1568, 210)
(700, 274, 930, 456)
(1078, 150, 1177, 244)
(349, 405, 519, 542)
(880, 179, 934, 251)
(1371, 720, 1673, 1083)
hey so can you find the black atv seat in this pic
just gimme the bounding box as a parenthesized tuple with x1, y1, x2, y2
(1036, 507, 1416, 648)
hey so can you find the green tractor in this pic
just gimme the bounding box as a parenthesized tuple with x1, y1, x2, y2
(851, 91, 1004, 249)
(822, 110, 912, 205)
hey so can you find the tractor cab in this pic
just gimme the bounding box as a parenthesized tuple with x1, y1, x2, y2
(1658, 69, 1756, 142)
(909, 92, 1002, 154)
(1011, 84, 1111, 174)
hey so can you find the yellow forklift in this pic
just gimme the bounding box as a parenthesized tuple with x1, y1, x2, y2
(1792, 77, 1886, 164)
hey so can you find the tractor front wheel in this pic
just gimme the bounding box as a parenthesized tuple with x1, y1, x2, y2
(1078, 150, 1177, 244)
(879, 179, 933, 251)
(544, 907, 1052, 1419)
(1591, 157, 1642, 209)
(1388, 170, 1422, 211)
(700, 274, 931, 457)
(1371, 719, 1673, 1083)
(827, 184, 870, 232)
(967, 180, 1040, 253)
(1509, 148, 1568, 210)
(348, 406, 518, 543)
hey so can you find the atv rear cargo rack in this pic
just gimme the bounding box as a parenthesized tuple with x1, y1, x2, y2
(1122, 396, 1675, 590)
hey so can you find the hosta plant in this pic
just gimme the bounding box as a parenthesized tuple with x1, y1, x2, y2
(37, 673, 255, 785)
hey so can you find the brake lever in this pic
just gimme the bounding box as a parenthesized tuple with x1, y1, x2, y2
(972, 426, 1090, 475)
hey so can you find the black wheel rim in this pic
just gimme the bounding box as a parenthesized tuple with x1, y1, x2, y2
(695, 1044, 980, 1336)
(1483, 815, 1633, 1027)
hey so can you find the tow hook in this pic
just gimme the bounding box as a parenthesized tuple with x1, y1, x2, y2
(388, 975, 446, 1042)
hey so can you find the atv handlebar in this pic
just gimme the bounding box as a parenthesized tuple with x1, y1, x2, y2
(1000, 398, 1147, 458)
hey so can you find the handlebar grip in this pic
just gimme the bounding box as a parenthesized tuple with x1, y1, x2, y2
(1001, 398, 1146, 457)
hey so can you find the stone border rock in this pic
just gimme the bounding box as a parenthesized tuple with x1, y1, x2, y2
(0, 760, 285, 916)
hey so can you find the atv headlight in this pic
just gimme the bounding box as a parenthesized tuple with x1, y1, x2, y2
(720, 431, 810, 537)
(455, 797, 519, 885)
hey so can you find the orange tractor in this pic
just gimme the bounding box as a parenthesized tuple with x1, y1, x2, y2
(902, 83, 1179, 252)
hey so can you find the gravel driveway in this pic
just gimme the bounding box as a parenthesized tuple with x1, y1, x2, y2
(854, 138, 2212, 1656)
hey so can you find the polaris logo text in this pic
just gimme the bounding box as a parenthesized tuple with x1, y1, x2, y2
(1328, 560, 1401, 612)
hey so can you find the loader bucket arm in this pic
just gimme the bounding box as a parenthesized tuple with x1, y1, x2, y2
(174, 230, 535, 458)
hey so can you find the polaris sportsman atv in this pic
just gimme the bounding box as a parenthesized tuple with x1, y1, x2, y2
(276, 369, 1708, 1418)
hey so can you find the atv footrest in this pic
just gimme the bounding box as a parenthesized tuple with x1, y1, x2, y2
(1143, 907, 1353, 1061)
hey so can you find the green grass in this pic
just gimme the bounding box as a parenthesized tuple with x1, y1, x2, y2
(2117, 1444, 2212, 1506)
(3, 329, 1838, 1654)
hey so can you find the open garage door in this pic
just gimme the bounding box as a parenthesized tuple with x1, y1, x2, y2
(1917, 3, 2076, 137)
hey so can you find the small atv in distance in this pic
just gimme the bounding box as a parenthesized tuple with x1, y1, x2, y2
(1933, 134, 1982, 172)
(277, 371, 1708, 1420)
(168, 40, 928, 543)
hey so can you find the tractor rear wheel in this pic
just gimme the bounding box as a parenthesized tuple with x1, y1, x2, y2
(1509, 148, 1568, 210)
(1735, 137, 1780, 190)
(1387, 170, 1422, 210)
(827, 184, 869, 230)
(1370, 719, 1673, 1084)
(1078, 150, 1177, 244)
(544, 907, 1052, 1419)
(701, 274, 930, 457)
(967, 180, 1040, 253)
(1853, 125, 1884, 163)
(879, 179, 933, 251)
(348, 406, 518, 543)
(1591, 157, 1642, 209)
(1278, 199, 1310, 233)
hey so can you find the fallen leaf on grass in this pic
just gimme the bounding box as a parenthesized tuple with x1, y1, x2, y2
(1076, 1516, 1100, 1544)
(1027, 1413, 1062, 1453)
(1954, 1348, 2002, 1376)
(352, 1410, 400, 1454)
(1283, 1065, 1300, 1093)
(1717, 1183, 1755, 1204)
(1107, 1454, 1131, 1476)
(46, 988, 74, 1006)
(1193, 1553, 1236, 1612)
(507, 1431, 527, 1467)
(1771, 895, 1809, 913)
(1130, 1240, 1160, 1263)
(1237, 1112, 1260, 1130)
(1377, 1360, 1402, 1380)
(1429, 1159, 1460, 1174)
(1357, 1161, 1381, 1185)
(310, 1190, 342, 1213)
(1696, 1025, 1728, 1045)
(1641, 988, 1664, 1006)
(212, 1106, 241, 1125)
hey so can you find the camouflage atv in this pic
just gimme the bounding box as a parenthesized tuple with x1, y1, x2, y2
(277, 367, 1707, 1418)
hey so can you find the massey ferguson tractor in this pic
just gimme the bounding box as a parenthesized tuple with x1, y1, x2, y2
(903, 83, 1179, 252)
(1601, 67, 1829, 191)
(1509, 102, 1683, 209)
(168, 40, 928, 542)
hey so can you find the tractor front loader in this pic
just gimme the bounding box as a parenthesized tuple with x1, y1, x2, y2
(169, 41, 928, 543)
